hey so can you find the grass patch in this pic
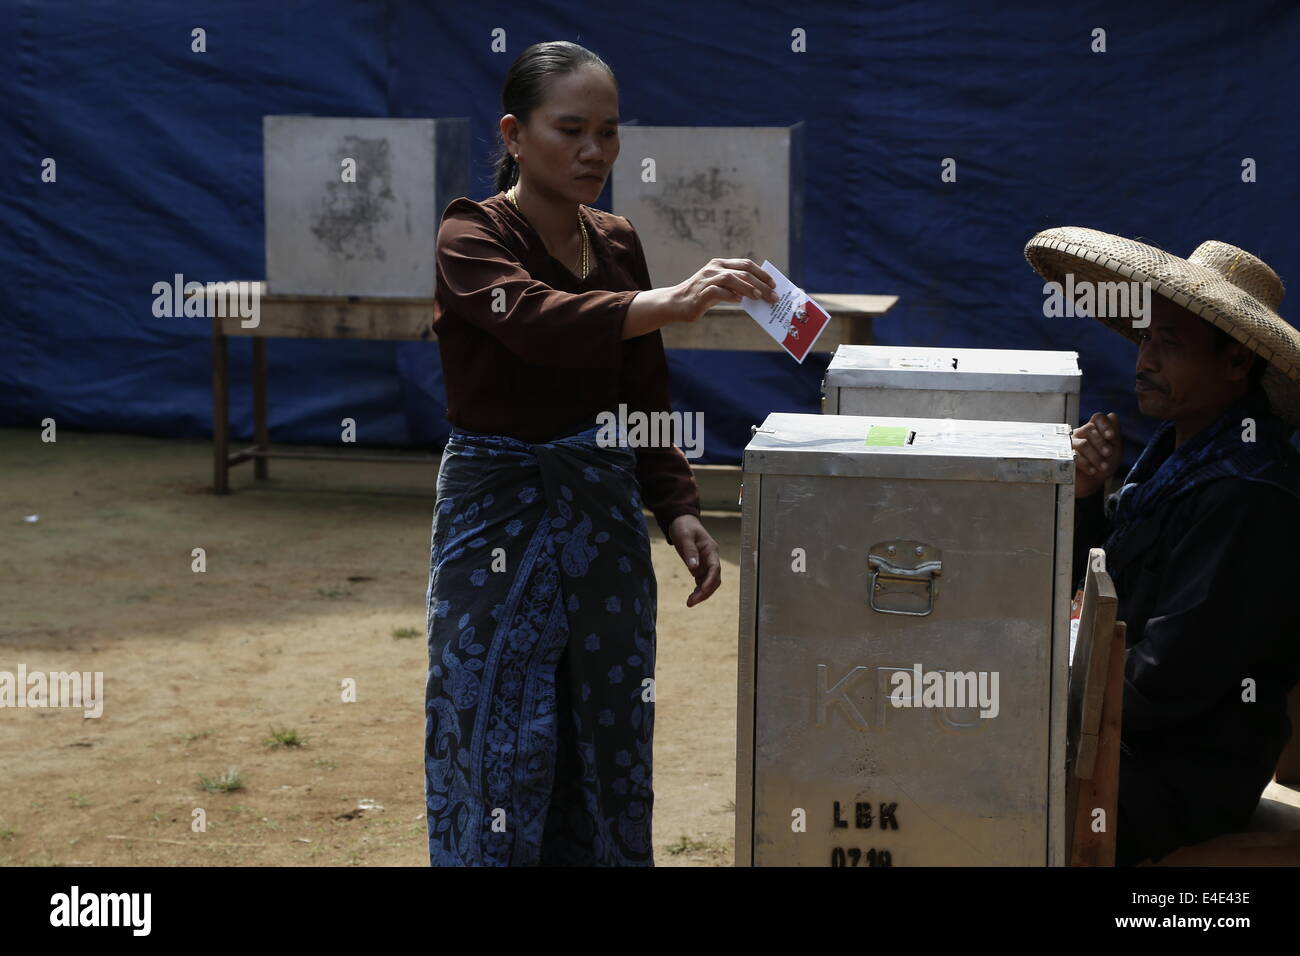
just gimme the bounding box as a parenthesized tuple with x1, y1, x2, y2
(264, 727, 305, 749)
(198, 768, 245, 793)
(666, 834, 709, 855)
(665, 834, 731, 857)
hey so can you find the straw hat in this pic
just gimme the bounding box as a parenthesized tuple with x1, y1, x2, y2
(1025, 226, 1300, 428)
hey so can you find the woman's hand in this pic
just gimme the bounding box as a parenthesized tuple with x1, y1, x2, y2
(672, 258, 779, 324)
(668, 514, 721, 607)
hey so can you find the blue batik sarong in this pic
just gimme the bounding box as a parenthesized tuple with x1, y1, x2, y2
(424, 421, 657, 866)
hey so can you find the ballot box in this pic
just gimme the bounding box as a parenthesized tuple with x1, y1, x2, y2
(735, 412, 1075, 866)
(822, 345, 1081, 425)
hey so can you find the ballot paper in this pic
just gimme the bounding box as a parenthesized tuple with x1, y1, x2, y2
(738, 260, 831, 363)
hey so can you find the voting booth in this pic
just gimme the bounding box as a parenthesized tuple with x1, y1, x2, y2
(263, 115, 469, 297)
(208, 116, 470, 494)
(610, 124, 804, 287)
(822, 345, 1081, 425)
(735, 412, 1075, 866)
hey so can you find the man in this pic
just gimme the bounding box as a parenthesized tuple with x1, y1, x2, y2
(1025, 228, 1300, 865)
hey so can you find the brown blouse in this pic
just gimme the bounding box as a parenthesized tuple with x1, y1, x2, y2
(432, 192, 702, 544)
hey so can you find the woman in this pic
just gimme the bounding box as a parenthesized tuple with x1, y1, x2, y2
(424, 40, 779, 866)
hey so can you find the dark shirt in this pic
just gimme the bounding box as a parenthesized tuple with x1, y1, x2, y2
(1074, 437, 1300, 857)
(432, 193, 702, 543)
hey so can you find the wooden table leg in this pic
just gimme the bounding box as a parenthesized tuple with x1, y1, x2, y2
(253, 336, 268, 480)
(212, 317, 229, 494)
(847, 314, 874, 346)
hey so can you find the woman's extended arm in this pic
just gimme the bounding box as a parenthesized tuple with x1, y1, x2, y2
(436, 200, 777, 352)
(622, 287, 679, 339)
(623, 259, 779, 339)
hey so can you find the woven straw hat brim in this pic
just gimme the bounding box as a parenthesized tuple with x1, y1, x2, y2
(1025, 227, 1300, 429)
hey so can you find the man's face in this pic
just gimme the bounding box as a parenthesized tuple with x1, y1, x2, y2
(1134, 294, 1250, 420)
(511, 66, 619, 203)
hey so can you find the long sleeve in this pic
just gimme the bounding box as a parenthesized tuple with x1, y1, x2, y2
(618, 223, 702, 545)
(1122, 481, 1300, 735)
(626, 348, 704, 544)
(434, 199, 638, 368)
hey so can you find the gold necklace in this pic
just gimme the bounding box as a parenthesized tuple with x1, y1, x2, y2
(507, 184, 589, 280)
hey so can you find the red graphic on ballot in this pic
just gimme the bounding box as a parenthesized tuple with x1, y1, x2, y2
(781, 298, 831, 363)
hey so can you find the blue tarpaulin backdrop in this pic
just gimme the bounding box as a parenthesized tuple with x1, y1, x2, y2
(2, 0, 1298, 467)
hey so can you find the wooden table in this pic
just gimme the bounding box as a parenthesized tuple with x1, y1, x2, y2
(207, 283, 897, 495)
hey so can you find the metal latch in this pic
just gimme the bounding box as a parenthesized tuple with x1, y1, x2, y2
(867, 541, 943, 616)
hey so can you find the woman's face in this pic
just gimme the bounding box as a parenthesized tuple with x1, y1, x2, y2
(508, 65, 620, 203)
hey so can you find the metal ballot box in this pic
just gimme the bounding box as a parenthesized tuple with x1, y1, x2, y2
(736, 412, 1075, 866)
(822, 345, 1081, 425)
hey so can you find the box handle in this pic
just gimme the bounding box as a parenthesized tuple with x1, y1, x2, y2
(867, 541, 943, 616)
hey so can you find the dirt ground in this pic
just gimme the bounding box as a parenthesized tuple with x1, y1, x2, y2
(0, 428, 741, 867)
